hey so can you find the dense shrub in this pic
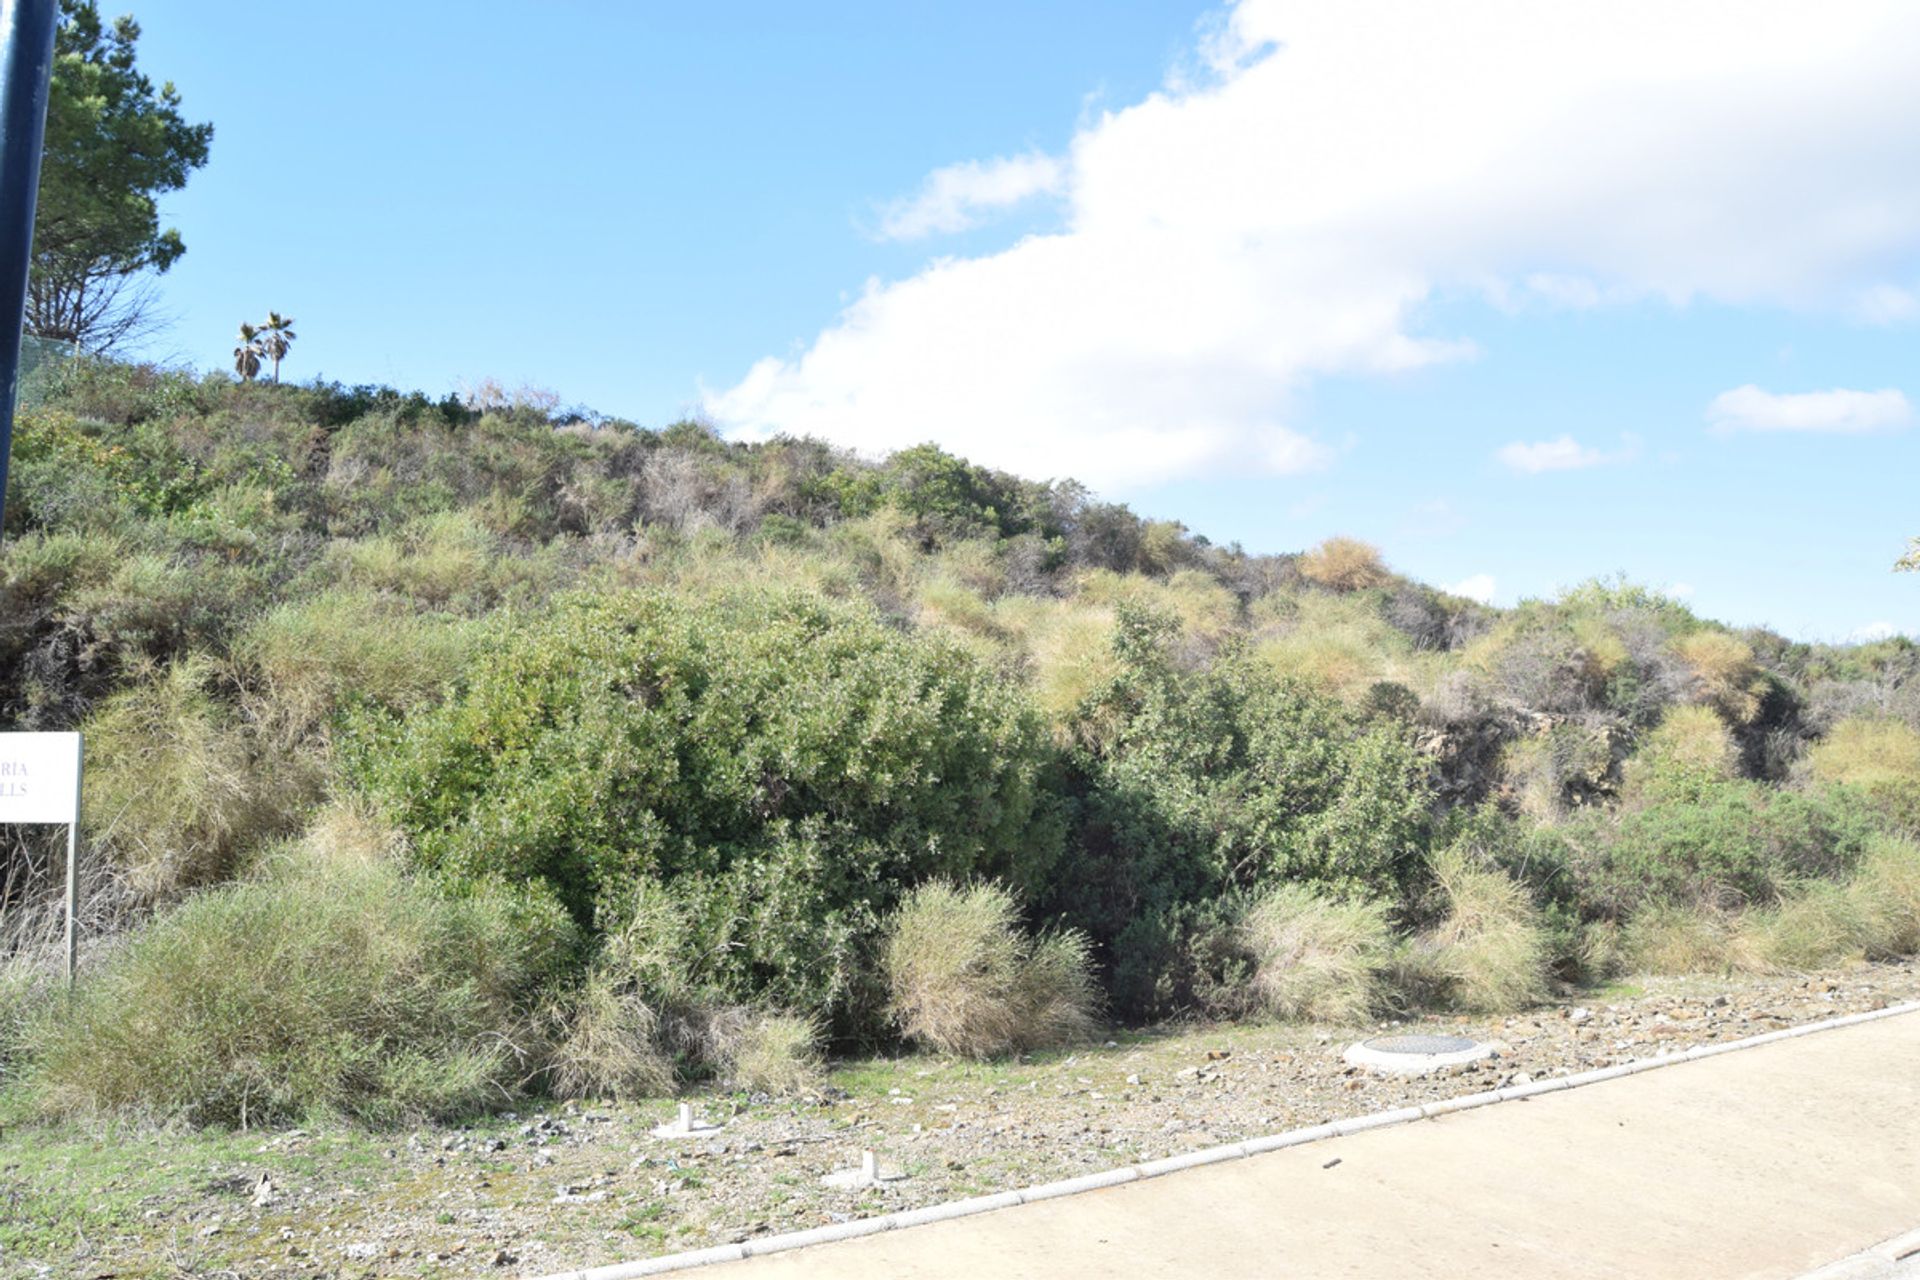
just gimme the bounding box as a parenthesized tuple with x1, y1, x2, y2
(353, 587, 1062, 1036)
(1060, 609, 1431, 1017)
(22, 857, 575, 1126)
(1075, 614, 1430, 1012)
(884, 881, 1097, 1058)
(1562, 782, 1879, 916)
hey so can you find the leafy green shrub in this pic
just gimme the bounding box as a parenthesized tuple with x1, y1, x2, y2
(1564, 782, 1879, 917)
(1062, 610, 1431, 1016)
(883, 881, 1097, 1058)
(1240, 884, 1391, 1023)
(353, 587, 1060, 1036)
(23, 858, 576, 1126)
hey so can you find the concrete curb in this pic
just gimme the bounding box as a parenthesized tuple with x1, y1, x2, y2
(526, 1000, 1920, 1280)
(1795, 1225, 1920, 1278)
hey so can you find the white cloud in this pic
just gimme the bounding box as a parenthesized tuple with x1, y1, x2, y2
(1666, 582, 1697, 601)
(712, 1, 1920, 493)
(1446, 574, 1498, 604)
(875, 152, 1066, 241)
(1706, 384, 1913, 435)
(1851, 621, 1901, 642)
(1495, 435, 1615, 474)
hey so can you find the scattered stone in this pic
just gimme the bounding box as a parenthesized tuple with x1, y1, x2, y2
(344, 1242, 379, 1260)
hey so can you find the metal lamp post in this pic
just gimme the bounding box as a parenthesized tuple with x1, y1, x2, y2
(0, 0, 58, 539)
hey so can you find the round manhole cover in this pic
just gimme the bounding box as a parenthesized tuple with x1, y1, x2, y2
(1364, 1034, 1479, 1055)
(1343, 1033, 1494, 1074)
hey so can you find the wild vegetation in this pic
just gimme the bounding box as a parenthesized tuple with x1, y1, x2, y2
(4, 357, 1920, 1128)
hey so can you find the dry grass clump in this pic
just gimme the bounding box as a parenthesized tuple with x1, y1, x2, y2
(710, 1010, 825, 1096)
(82, 655, 302, 903)
(240, 590, 473, 737)
(1849, 837, 1920, 956)
(541, 972, 676, 1102)
(1021, 602, 1121, 741)
(1412, 848, 1550, 1013)
(1241, 884, 1391, 1023)
(915, 576, 1004, 642)
(1251, 590, 1419, 703)
(333, 510, 497, 609)
(1807, 717, 1920, 790)
(1674, 630, 1764, 723)
(1742, 882, 1873, 971)
(1619, 902, 1757, 975)
(1620, 705, 1739, 806)
(1074, 569, 1240, 647)
(1297, 537, 1391, 593)
(1498, 717, 1617, 820)
(884, 881, 1098, 1058)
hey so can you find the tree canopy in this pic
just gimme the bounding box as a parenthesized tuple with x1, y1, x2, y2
(27, 1, 212, 352)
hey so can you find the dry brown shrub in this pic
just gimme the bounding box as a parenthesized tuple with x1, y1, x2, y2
(1297, 538, 1391, 593)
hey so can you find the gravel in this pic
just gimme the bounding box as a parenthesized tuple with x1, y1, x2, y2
(20, 961, 1920, 1279)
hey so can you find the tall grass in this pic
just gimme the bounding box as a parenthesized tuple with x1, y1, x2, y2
(23, 856, 576, 1126)
(1410, 847, 1551, 1013)
(884, 881, 1098, 1058)
(1241, 884, 1391, 1023)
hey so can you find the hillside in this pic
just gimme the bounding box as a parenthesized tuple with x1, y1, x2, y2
(3, 357, 1920, 1129)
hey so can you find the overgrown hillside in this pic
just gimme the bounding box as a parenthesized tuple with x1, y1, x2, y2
(4, 359, 1920, 1127)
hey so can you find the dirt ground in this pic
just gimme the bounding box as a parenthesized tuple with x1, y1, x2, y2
(4, 961, 1915, 1279)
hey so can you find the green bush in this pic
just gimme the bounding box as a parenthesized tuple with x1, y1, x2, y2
(884, 881, 1097, 1058)
(1563, 781, 1880, 917)
(22, 857, 576, 1126)
(1059, 608, 1430, 1017)
(352, 587, 1061, 1036)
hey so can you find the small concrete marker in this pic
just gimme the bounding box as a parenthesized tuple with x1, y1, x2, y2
(822, 1149, 905, 1189)
(650, 1102, 721, 1140)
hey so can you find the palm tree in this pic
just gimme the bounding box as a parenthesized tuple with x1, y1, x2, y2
(233, 322, 263, 382)
(258, 312, 296, 383)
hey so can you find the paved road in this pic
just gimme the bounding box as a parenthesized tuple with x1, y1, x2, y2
(708, 1010, 1920, 1279)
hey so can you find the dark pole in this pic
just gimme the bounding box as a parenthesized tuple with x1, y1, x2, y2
(0, 0, 58, 538)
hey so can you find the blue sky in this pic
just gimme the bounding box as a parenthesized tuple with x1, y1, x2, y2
(122, 1, 1920, 641)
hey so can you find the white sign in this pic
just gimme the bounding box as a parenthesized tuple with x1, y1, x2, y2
(0, 731, 82, 825)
